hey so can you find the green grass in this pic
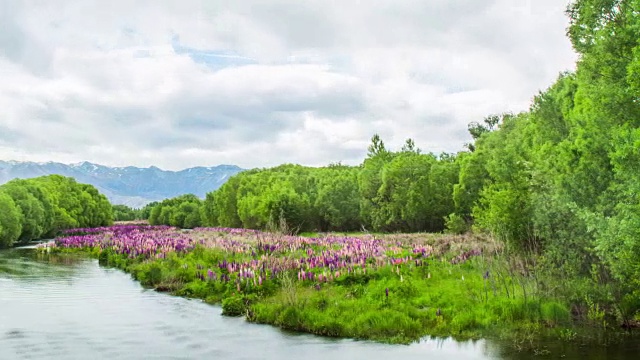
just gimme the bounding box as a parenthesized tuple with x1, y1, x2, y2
(53, 232, 631, 346)
(245, 256, 574, 343)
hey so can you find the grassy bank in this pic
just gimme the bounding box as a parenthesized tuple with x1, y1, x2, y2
(44, 225, 635, 346)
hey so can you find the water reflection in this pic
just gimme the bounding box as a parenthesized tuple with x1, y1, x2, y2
(0, 248, 84, 280)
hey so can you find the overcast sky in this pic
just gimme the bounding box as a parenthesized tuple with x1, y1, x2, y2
(0, 0, 577, 170)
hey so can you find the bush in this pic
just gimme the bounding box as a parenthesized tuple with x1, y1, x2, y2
(445, 213, 468, 234)
(222, 295, 246, 316)
(222, 294, 257, 316)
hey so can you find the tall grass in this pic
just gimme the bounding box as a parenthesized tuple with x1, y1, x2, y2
(52, 227, 630, 345)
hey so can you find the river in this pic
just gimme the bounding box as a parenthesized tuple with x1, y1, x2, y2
(1, 247, 638, 360)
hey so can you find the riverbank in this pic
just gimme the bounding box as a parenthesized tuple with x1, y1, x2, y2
(45, 225, 637, 347)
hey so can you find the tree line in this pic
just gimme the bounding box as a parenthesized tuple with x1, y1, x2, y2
(112, 203, 156, 222)
(0, 175, 114, 248)
(146, 0, 640, 316)
(147, 148, 459, 235)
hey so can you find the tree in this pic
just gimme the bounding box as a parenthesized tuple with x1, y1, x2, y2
(315, 169, 361, 231)
(1, 181, 47, 242)
(401, 138, 420, 153)
(0, 192, 22, 248)
(27, 175, 113, 235)
(140, 201, 158, 220)
(147, 194, 203, 228)
(113, 205, 142, 221)
(367, 134, 389, 158)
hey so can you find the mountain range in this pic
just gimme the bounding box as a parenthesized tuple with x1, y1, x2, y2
(0, 160, 244, 208)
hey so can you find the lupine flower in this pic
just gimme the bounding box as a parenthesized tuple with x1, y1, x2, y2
(54, 225, 478, 288)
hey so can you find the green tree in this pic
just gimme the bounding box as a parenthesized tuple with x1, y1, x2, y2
(148, 194, 203, 228)
(113, 204, 143, 221)
(1, 181, 47, 242)
(315, 169, 361, 231)
(0, 192, 23, 248)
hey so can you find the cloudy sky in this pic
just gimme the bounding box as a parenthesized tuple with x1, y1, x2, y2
(0, 0, 577, 170)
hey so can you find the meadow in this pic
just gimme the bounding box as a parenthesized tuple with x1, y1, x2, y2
(40, 224, 607, 346)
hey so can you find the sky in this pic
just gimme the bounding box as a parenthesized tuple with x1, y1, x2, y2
(0, 0, 578, 170)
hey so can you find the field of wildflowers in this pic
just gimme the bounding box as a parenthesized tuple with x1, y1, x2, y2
(47, 224, 575, 343)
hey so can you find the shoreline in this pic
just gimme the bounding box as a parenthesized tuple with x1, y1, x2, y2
(41, 225, 639, 349)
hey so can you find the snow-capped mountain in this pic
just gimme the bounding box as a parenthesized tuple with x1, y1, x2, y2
(0, 160, 244, 208)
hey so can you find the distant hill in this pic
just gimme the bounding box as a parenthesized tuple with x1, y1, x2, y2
(0, 161, 244, 208)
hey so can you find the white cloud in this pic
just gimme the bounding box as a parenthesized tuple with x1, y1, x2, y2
(0, 0, 577, 170)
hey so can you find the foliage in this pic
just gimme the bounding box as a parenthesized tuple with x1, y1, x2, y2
(149, 194, 203, 229)
(0, 175, 113, 248)
(447, 0, 640, 322)
(0, 192, 22, 248)
(112, 204, 144, 221)
(444, 213, 468, 235)
(53, 226, 609, 344)
(189, 136, 458, 234)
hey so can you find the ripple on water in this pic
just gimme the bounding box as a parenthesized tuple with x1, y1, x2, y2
(3, 333, 52, 360)
(4, 329, 26, 339)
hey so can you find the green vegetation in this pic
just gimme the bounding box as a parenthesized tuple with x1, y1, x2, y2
(111, 204, 156, 222)
(112, 205, 140, 221)
(0, 175, 113, 248)
(194, 149, 458, 234)
(145, 0, 640, 330)
(54, 226, 631, 346)
(148, 194, 204, 228)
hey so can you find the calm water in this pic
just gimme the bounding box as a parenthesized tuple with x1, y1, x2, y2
(0, 248, 638, 360)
